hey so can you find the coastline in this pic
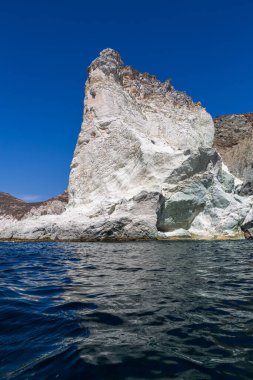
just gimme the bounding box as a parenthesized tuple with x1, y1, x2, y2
(0, 233, 246, 243)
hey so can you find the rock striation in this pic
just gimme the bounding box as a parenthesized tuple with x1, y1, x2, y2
(1, 48, 253, 241)
(214, 113, 253, 196)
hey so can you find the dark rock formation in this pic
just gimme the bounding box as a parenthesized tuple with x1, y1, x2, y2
(214, 113, 253, 195)
(244, 230, 253, 240)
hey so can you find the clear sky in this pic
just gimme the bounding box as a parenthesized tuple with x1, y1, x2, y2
(1, 0, 252, 201)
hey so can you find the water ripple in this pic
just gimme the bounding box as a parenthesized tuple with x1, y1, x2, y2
(0, 241, 253, 379)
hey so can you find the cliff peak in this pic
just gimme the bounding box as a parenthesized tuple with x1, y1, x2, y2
(89, 48, 123, 73)
(99, 48, 123, 63)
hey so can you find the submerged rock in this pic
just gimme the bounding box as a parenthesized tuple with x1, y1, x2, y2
(1, 49, 253, 241)
(244, 230, 253, 240)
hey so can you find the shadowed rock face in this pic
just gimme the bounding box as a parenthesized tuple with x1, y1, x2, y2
(0, 192, 68, 221)
(214, 113, 253, 195)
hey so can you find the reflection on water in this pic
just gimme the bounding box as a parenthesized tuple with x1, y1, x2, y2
(0, 241, 253, 379)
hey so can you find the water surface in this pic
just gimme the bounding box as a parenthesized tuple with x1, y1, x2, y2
(0, 241, 253, 379)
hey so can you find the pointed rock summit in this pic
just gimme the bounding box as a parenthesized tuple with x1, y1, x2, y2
(1, 49, 253, 240)
(89, 48, 124, 71)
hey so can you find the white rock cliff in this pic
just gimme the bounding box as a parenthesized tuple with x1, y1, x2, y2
(1, 48, 253, 240)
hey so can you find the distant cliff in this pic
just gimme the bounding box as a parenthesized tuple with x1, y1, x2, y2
(0, 192, 68, 220)
(214, 113, 253, 195)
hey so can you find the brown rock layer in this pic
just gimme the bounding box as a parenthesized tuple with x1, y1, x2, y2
(214, 113, 253, 195)
(0, 191, 68, 221)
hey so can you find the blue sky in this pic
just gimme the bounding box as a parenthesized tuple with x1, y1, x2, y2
(0, 0, 252, 201)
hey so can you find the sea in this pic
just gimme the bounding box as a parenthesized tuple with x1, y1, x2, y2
(0, 241, 252, 380)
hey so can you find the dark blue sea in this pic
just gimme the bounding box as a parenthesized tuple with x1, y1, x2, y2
(0, 241, 253, 380)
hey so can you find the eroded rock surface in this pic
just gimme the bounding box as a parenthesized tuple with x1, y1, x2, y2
(214, 113, 253, 195)
(1, 49, 253, 240)
(69, 49, 214, 208)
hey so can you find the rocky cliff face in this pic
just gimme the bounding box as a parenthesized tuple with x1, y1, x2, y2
(69, 49, 214, 209)
(0, 49, 253, 241)
(214, 113, 253, 196)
